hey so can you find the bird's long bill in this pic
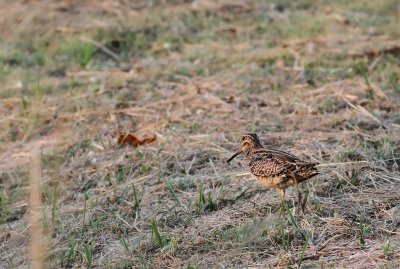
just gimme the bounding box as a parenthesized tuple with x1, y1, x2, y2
(227, 147, 243, 163)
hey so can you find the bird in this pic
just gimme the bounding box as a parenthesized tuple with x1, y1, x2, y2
(227, 133, 319, 211)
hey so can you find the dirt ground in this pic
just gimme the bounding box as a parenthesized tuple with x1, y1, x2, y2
(1, 0, 400, 268)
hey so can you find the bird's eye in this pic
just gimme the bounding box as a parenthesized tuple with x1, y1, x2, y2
(242, 136, 245, 141)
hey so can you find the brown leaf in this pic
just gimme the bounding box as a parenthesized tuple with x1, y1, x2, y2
(348, 43, 400, 57)
(141, 136, 157, 144)
(118, 134, 156, 147)
(364, 46, 400, 57)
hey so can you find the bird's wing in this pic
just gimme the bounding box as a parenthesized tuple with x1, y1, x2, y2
(249, 152, 297, 178)
(261, 148, 302, 161)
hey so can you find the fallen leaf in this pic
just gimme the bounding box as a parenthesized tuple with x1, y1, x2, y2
(118, 134, 156, 147)
(347, 41, 400, 57)
(141, 136, 157, 144)
(364, 46, 400, 57)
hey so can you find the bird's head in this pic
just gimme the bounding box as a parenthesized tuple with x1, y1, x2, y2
(227, 133, 263, 163)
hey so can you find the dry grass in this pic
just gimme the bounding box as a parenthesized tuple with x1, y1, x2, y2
(29, 146, 48, 269)
(1, 0, 400, 268)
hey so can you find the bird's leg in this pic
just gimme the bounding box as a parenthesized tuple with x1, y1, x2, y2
(280, 189, 285, 214)
(290, 172, 303, 212)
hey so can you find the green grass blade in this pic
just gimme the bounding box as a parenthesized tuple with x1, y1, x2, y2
(116, 168, 126, 183)
(199, 183, 205, 204)
(78, 43, 93, 67)
(164, 180, 181, 206)
(156, 144, 165, 161)
(298, 232, 311, 267)
(359, 218, 366, 246)
(51, 187, 57, 227)
(21, 96, 28, 110)
(207, 192, 216, 210)
(121, 236, 130, 253)
(151, 219, 164, 248)
(84, 242, 92, 268)
(235, 187, 249, 200)
(149, 255, 154, 269)
(92, 215, 106, 229)
(359, 62, 371, 87)
(138, 252, 148, 269)
(67, 244, 75, 260)
(283, 201, 299, 232)
(84, 44, 93, 65)
(132, 182, 140, 209)
(283, 200, 306, 239)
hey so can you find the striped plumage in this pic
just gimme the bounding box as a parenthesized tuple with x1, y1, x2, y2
(227, 133, 319, 209)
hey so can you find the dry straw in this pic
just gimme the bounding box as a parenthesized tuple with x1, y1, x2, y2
(29, 146, 47, 269)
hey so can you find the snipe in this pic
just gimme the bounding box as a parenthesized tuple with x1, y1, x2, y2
(227, 133, 319, 211)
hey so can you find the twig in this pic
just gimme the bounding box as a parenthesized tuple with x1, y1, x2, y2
(186, 154, 196, 175)
(317, 233, 343, 251)
(132, 210, 140, 232)
(235, 172, 252, 177)
(80, 36, 121, 62)
(116, 213, 133, 229)
(316, 157, 400, 167)
(316, 161, 368, 167)
(379, 227, 400, 235)
(209, 158, 219, 178)
(342, 97, 386, 128)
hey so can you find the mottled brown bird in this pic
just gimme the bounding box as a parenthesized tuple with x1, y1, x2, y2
(227, 133, 319, 210)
